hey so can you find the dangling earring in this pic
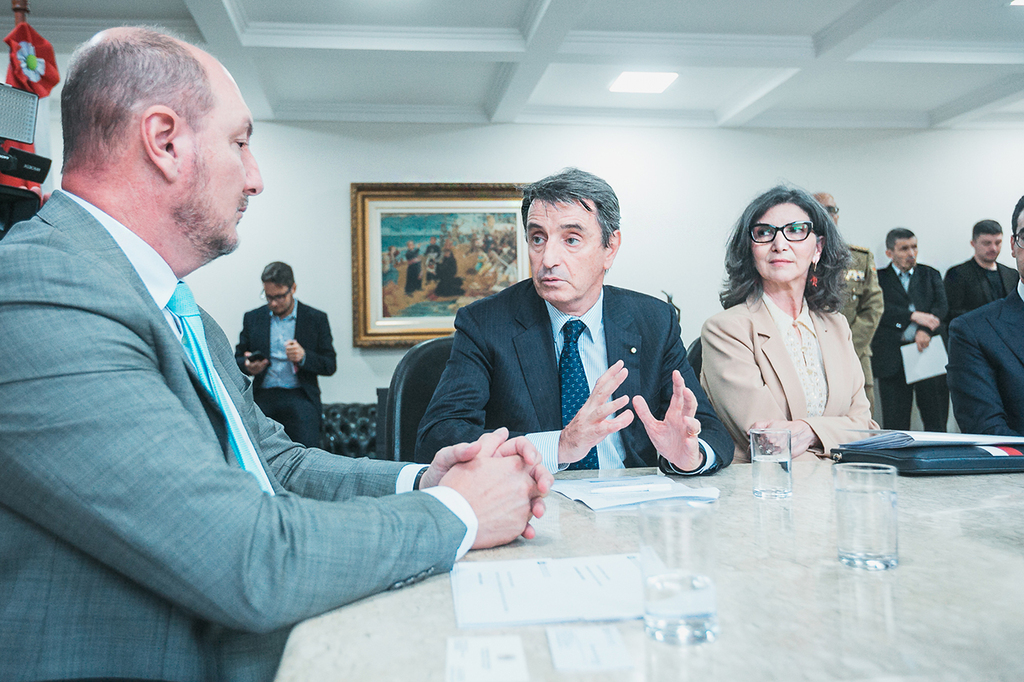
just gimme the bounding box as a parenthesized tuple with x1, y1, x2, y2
(810, 260, 820, 288)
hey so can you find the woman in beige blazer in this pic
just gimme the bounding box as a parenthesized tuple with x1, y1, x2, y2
(701, 186, 878, 463)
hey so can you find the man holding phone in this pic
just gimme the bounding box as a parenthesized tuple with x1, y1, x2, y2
(236, 261, 337, 447)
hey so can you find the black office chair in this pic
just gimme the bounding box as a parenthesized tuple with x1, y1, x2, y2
(686, 337, 702, 377)
(383, 335, 455, 463)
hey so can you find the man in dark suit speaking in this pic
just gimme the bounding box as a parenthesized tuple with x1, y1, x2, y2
(417, 168, 732, 475)
(947, 196, 1024, 436)
(0, 27, 550, 682)
(236, 261, 336, 447)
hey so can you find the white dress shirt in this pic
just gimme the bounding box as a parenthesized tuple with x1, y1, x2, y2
(62, 189, 477, 559)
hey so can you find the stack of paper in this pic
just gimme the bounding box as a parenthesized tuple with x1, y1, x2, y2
(451, 554, 642, 629)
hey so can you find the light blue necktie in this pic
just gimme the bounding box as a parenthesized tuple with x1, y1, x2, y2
(167, 282, 276, 495)
(560, 320, 599, 470)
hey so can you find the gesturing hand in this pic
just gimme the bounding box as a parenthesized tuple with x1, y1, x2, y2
(632, 370, 704, 472)
(558, 360, 634, 464)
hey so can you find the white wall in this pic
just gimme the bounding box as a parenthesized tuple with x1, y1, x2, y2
(49, 119, 1024, 403)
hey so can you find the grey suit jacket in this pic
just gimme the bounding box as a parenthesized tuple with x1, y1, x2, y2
(0, 192, 465, 681)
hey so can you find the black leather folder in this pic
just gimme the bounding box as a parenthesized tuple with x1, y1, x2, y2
(830, 444, 1024, 475)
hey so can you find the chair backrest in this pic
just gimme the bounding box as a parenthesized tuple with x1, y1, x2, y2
(686, 337, 702, 377)
(383, 335, 455, 463)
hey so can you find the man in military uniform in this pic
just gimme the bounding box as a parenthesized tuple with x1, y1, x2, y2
(814, 192, 884, 417)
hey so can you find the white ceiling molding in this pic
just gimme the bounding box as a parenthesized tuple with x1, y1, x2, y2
(716, 69, 802, 127)
(852, 40, 1024, 65)
(813, 0, 939, 61)
(514, 105, 718, 127)
(930, 73, 1024, 128)
(486, 0, 591, 123)
(29, 17, 205, 51)
(237, 24, 526, 56)
(747, 109, 930, 129)
(559, 31, 815, 66)
(273, 102, 490, 124)
(183, 0, 273, 120)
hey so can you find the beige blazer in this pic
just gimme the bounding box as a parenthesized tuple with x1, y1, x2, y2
(700, 298, 878, 463)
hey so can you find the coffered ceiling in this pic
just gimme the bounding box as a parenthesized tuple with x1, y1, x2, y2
(21, 0, 1024, 128)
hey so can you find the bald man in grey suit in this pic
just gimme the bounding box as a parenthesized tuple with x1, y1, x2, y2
(0, 27, 550, 682)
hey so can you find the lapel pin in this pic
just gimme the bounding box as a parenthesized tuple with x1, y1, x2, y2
(630, 347, 637, 354)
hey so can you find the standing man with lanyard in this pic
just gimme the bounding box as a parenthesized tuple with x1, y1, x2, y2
(237, 261, 336, 448)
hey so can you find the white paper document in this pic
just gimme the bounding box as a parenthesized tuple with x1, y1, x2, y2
(900, 340, 948, 384)
(551, 474, 719, 511)
(546, 625, 634, 672)
(446, 636, 529, 682)
(450, 554, 643, 628)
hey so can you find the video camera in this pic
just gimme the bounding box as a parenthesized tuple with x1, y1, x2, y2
(0, 82, 51, 241)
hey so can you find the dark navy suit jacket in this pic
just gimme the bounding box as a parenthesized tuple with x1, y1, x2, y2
(235, 301, 337, 412)
(871, 263, 948, 379)
(947, 290, 1024, 436)
(415, 280, 732, 472)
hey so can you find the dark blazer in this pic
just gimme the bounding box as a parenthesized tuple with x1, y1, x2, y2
(416, 280, 732, 473)
(871, 263, 948, 379)
(235, 301, 337, 411)
(943, 258, 1018, 325)
(947, 292, 1024, 436)
(0, 192, 463, 681)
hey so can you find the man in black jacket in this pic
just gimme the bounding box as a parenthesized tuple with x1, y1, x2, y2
(871, 229, 948, 431)
(236, 262, 337, 446)
(943, 219, 1018, 325)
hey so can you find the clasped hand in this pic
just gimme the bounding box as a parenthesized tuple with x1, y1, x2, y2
(424, 428, 553, 549)
(558, 363, 705, 473)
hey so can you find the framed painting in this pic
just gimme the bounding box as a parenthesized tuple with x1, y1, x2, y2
(351, 182, 529, 347)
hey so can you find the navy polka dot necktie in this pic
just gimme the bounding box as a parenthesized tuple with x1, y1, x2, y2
(560, 319, 599, 470)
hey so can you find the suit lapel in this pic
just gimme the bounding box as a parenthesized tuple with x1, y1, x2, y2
(992, 294, 1024, 368)
(751, 299, 808, 418)
(511, 285, 561, 429)
(880, 266, 909, 305)
(603, 288, 643, 402)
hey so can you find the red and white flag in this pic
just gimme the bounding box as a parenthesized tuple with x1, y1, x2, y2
(2, 22, 59, 190)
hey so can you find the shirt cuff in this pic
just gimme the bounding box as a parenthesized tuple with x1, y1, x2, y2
(662, 438, 717, 476)
(526, 430, 569, 474)
(423, 486, 477, 560)
(396, 463, 427, 493)
(398, 464, 477, 560)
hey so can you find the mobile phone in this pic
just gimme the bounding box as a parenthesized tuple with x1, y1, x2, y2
(247, 350, 266, 363)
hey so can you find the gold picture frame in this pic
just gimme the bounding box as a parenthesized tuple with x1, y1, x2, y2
(351, 182, 528, 347)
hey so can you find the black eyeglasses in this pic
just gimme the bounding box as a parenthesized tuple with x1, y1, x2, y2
(1014, 232, 1024, 249)
(750, 221, 815, 244)
(261, 291, 291, 303)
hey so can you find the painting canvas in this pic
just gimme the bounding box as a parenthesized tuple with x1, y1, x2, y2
(352, 183, 528, 347)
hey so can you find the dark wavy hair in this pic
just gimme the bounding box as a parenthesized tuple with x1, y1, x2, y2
(720, 185, 850, 313)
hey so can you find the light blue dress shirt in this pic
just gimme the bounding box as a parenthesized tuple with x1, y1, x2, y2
(262, 309, 301, 389)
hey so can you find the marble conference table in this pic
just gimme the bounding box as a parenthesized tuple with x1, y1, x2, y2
(274, 462, 1024, 681)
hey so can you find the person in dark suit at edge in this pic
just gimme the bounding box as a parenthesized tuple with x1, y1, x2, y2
(236, 261, 336, 447)
(417, 168, 732, 475)
(947, 196, 1024, 436)
(0, 26, 551, 682)
(871, 227, 949, 431)
(943, 219, 1018, 326)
